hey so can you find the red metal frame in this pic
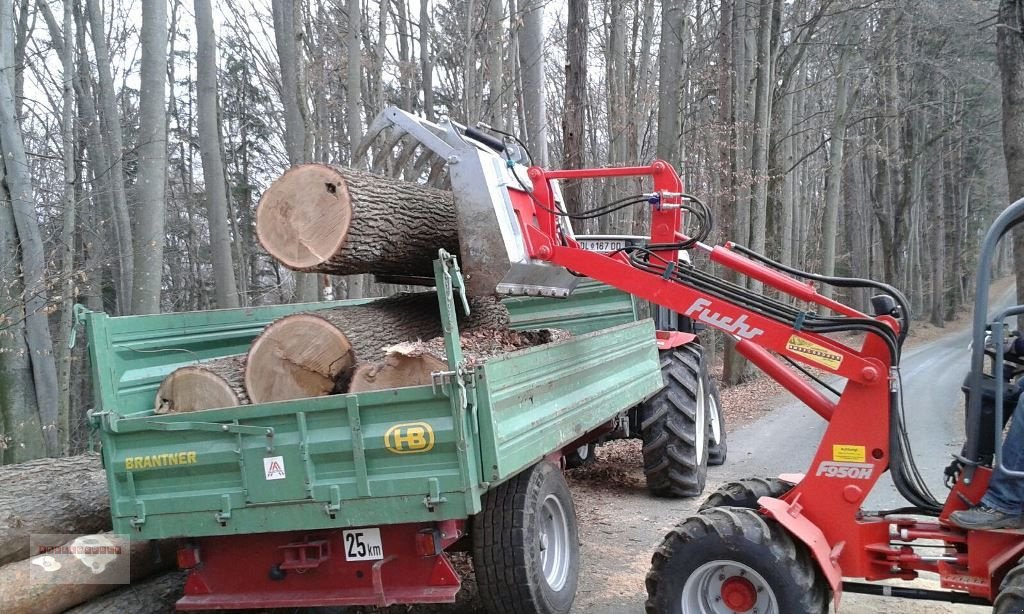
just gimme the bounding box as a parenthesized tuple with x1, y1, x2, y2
(175, 521, 464, 610)
(511, 160, 1024, 605)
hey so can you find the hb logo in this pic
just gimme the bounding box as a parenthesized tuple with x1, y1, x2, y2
(384, 422, 435, 454)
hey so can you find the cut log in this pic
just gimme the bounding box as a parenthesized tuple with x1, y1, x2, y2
(348, 329, 569, 393)
(64, 570, 186, 614)
(245, 292, 509, 404)
(0, 454, 108, 566)
(154, 355, 249, 414)
(0, 534, 177, 614)
(256, 164, 459, 277)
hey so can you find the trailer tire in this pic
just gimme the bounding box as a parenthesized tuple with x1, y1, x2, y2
(706, 374, 728, 466)
(645, 507, 830, 614)
(473, 460, 580, 614)
(698, 477, 793, 512)
(995, 562, 1024, 613)
(639, 346, 709, 497)
(564, 443, 597, 469)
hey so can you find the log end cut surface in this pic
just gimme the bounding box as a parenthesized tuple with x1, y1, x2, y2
(245, 314, 354, 403)
(155, 361, 245, 414)
(256, 164, 352, 270)
(348, 351, 448, 393)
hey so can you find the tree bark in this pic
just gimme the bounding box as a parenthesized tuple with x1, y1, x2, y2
(655, 0, 684, 165)
(64, 570, 186, 614)
(349, 329, 566, 392)
(518, 0, 547, 164)
(999, 0, 1024, 305)
(155, 355, 249, 414)
(256, 164, 459, 277)
(132, 0, 169, 315)
(0, 535, 176, 614)
(0, 454, 109, 565)
(0, 5, 61, 456)
(561, 0, 587, 215)
(420, 0, 434, 120)
(194, 0, 240, 309)
(245, 293, 509, 403)
(85, 0, 133, 313)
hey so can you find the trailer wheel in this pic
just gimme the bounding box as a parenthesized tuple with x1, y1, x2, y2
(639, 346, 709, 497)
(473, 460, 580, 614)
(995, 562, 1024, 613)
(646, 507, 829, 614)
(564, 443, 597, 469)
(706, 374, 728, 466)
(698, 477, 793, 512)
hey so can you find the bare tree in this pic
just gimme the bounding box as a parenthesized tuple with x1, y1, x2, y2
(1001, 0, 1024, 305)
(518, 0, 546, 164)
(561, 0, 587, 214)
(132, 0, 169, 314)
(195, 0, 240, 308)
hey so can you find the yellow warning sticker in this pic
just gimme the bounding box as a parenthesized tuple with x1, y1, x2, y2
(833, 445, 866, 463)
(786, 335, 844, 370)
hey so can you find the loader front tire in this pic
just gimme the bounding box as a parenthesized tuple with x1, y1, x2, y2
(698, 477, 794, 512)
(645, 507, 830, 614)
(639, 346, 709, 497)
(472, 460, 580, 614)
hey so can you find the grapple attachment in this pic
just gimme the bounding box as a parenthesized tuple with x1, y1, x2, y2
(356, 107, 579, 298)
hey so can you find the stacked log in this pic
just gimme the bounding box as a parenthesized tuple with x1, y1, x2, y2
(245, 293, 510, 403)
(349, 329, 569, 392)
(155, 355, 248, 414)
(255, 164, 459, 277)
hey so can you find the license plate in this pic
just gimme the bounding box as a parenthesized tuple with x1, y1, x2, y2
(343, 528, 384, 561)
(579, 239, 626, 252)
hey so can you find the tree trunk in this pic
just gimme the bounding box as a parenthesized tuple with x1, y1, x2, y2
(85, 0, 133, 313)
(0, 535, 176, 614)
(655, 0, 684, 164)
(349, 329, 566, 392)
(0, 454, 109, 565)
(999, 0, 1024, 305)
(245, 293, 509, 403)
(194, 0, 240, 309)
(518, 0, 547, 164)
(155, 355, 249, 414)
(256, 165, 459, 277)
(561, 0, 587, 214)
(132, 0, 169, 315)
(420, 0, 434, 120)
(64, 570, 186, 614)
(0, 6, 61, 457)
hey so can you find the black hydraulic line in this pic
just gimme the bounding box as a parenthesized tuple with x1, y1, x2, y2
(781, 356, 842, 397)
(841, 582, 990, 606)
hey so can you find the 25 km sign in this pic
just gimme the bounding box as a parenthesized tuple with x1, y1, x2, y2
(342, 528, 384, 561)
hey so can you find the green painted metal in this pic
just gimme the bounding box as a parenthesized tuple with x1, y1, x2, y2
(87, 259, 660, 541)
(476, 320, 662, 482)
(504, 280, 639, 334)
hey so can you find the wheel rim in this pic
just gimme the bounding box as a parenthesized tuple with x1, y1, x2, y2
(539, 493, 571, 591)
(681, 560, 778, 613)
(695, 377, 707, 461)
(576, 444, 590, 460)
(707, 386, 722, 446)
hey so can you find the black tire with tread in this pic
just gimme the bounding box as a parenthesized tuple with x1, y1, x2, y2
(698, 477, 793, 512)
(639, 345, 709, 497)
(645, 506, 830, 614)
(472, 460, 580, 614)
(706, 374, 728, 466)
(996, 562, 1024, 613)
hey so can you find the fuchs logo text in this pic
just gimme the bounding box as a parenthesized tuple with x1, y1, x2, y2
(684, 298, 765, 340)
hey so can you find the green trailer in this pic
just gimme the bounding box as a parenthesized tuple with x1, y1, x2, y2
(85, 254, 662, 612)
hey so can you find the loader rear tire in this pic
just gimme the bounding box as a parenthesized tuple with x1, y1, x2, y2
(645, 507, 830, 614)
(698, 477, 794, 512)
(639, 346, 709, 497)
(472, 461, 580, 614)
(995, 562, 1024, 613)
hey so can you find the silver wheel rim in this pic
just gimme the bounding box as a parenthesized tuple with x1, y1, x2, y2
(576, 444, 590, 460)
(681, 560, 778, 613)
(695, 376, 706, 461)
(539, 493, 571, 591)
(707, 385, 722, 446)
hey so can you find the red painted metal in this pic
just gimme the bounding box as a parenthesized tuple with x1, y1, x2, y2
(175, 521, 463, 610)
(654, 330, 696, 351)
(720, 576, 757, 611)
(734, 340, 837, 421)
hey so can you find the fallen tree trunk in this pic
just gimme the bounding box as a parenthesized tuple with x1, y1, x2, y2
(245, 293, 509, 403)
(64, 570, 186, 614)
(255, 164, 459, 277)
(0, 454, 109, 566)
(0, 534, 177, 614)
(154, 355, 249, 414)
(349, 329, 569, 392)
